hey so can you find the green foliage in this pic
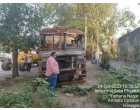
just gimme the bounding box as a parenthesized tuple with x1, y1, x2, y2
(64, 85, 78, 93)
(105, 66, 139, 84)
(0, 78, 60, 108)
(115, 66, 140, 84)
(35, 78, 60, 108)
(100, 50, 110, 70)
(98, 66, 140, 107)
(33, 78, 48, 86)
(50, 3, 138, 55)
(36, 84, 60, 107)
(64, 85, 92, 95)
(133, 43, 140, 63)
(0, 91, 29, 107)
(0, 83, 33, 108)
(0, 3, 137, 54)
(120, 47, 127, 61)
(98, 70, 120, 87)
(0, 3, 49, 77)
(98, 93, 111, 102)
(0, 3, 46, 51)
(118, 8, 137, 33)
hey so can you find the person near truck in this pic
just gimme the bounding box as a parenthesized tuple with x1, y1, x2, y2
(46, 52, 59, 94)
(26, 56, 32, 72)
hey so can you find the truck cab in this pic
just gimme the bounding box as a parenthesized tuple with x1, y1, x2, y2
(38, 26, 86, 84)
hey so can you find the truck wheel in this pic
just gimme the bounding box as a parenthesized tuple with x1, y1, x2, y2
(4, 61, 12, 70)
(1, 61, 6, 70)
(19, 62, 27, 71)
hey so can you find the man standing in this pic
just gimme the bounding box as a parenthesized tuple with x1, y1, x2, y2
(46, 52, 59, 94)
(26, 56, 32, 72)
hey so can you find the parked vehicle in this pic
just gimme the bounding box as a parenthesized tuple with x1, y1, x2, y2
(0, 52, 10, 62)
(1, 50, 39, 71)
(38, 26, 86, 84)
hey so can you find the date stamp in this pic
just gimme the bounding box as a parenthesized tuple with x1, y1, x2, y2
(95, 84, 140, 108)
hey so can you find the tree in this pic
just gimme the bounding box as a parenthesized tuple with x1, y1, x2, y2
(0, 3, 49, 78)
(117, 7, 137, 34)
(51, 3, 138, 57)
(103, 6, 138, 57)
(51, 3, 116, 65)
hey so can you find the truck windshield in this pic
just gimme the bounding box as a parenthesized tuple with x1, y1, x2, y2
(40, 34, 83, 49)
(65, 35, 83, 49)
(43, 35, 61, 49)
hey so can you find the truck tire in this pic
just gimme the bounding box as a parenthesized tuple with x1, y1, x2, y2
(19, 62, 27, 71)
(4, 61, 12, 70)
(1, 61, 6, 70)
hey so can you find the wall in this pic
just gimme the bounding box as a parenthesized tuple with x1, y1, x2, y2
(118, 27, 140, 62)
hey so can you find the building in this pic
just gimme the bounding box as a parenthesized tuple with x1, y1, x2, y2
(118, 27, 140, 62)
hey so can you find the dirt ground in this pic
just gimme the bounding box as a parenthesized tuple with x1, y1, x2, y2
(0, 62, 106, 108)
(56, 62, 106, 108)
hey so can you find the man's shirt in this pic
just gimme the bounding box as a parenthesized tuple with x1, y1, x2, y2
(46, 56, 59, 76)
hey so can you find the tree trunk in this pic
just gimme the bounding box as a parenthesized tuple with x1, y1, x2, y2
(84, 15, 87, 50)
(91, 35, 94, 58)
(96, 32, 99, 67)
(12, 47, 19, 78)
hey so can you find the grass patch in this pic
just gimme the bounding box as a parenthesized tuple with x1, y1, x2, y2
(97, 66, 140, 108)
(64, 85, 93, 95)
(0, 77, 61, 108)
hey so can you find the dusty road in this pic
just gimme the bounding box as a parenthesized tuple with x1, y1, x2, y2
(0, 62, 38, 82)
(0, 62, 11, 81)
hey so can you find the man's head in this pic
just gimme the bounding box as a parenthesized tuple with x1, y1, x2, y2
(51, 52, 57, 59)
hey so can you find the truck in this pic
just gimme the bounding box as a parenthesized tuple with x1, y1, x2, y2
(1, 50, 39, 71)
(0, 51, 10, 62)
(38, 26, 86, 84)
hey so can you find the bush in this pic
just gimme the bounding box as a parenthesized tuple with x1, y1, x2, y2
(64, 85, 92, 95)
(97, 66, 140, 107)
(34, 78, 60, 108)
(0, 84, 33, 108)
(0, 78, 60, 108)
(112, 66, 140, 84)
(100, 50, 110, 70)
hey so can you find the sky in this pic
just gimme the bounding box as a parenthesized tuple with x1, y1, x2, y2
(115, 3, 140, 38)
(119, 3, 140, 21)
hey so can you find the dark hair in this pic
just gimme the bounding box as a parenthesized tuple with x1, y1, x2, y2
(51, 52, 56, 56)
